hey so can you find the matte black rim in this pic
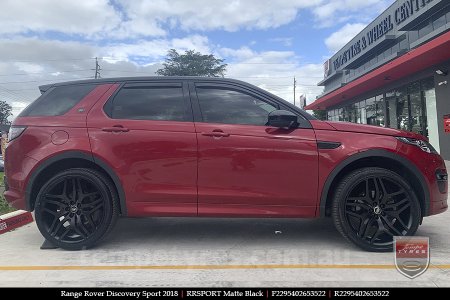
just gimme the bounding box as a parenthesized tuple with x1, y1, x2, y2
(344, 176, 413, 246)
(39, 176, 105, 243)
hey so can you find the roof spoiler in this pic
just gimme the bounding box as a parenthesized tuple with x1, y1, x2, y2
(39, 84, 53, 94)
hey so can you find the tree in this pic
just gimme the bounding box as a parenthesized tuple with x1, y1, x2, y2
(156, 49, 227, 77)
(312, 109, 327, 120)
(0, 100, 12, 124)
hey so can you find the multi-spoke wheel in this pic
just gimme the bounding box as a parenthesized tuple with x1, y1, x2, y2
(35, 168, 119, 250)
(332, 167, 421, 252)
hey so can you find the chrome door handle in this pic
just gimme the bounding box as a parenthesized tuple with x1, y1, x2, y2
(201, 131, 230, 137)
(101, 126, 129, 133)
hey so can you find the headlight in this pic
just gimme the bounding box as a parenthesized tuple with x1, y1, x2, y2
(8, 126, 27, 142)
(396, 137, 437, 154)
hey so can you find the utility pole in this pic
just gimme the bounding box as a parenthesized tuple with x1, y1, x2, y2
(93, 57, 101, 79)
(293, 76, 296, 106)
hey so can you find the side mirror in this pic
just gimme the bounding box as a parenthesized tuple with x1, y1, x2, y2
(267, 110, 299, 129)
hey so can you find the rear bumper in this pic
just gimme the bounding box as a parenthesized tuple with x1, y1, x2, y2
(4, 171, 27, 210)
(3, 189, 27, 211)
(3, 145, 38, 211)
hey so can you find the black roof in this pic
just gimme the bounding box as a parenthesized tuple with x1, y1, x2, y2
(39, 76, 251, 93)
(38, 76, 316, 120)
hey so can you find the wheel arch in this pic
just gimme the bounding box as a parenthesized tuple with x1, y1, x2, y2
(25, 151, 127, 216)
(319, 149, 429, 218)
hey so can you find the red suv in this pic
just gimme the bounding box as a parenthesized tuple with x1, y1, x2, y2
(4, 77, 448, 251)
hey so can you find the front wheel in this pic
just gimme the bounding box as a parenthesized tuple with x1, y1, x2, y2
(332, 167, 421, 252)
(35, 168, 119, 250)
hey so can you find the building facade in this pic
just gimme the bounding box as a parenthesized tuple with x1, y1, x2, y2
(305, 0, 450, 160)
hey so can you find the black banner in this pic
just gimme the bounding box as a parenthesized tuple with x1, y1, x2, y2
(1, 288, 446, 298)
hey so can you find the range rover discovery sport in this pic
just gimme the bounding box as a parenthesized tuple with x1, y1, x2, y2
(4, 77, 448, 251)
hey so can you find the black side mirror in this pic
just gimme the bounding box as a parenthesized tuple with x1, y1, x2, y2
(267, 110, 299, 129)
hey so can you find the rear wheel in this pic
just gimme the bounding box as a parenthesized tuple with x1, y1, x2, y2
(35, 168, 119, 250)
(332, 167, 421, 252)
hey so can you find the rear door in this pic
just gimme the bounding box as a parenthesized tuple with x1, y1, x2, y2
(190, 82, 318, 217)
(87, 81, 198, 217)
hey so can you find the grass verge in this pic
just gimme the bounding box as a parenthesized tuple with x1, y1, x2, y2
(0, 171, 16, 215)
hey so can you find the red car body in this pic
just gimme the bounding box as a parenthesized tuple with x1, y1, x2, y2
(5, 78, 447, 219)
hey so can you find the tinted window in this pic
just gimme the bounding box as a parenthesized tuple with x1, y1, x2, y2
(20, 84, 96, 117)
(111, 87, 186, 121)
(196, 88, 277, 126)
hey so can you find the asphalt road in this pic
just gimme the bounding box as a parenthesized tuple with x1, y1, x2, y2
(0, 162, 448, 287)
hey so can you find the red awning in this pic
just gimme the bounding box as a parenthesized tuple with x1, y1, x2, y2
(305, 30, 450, 110)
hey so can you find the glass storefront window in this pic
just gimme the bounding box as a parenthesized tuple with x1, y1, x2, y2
(422, 77, 439, 151)
(328, 77, 433, 142)
(408, 81, 424, 135)
(359, 99, 367, 124)
(342, 106, 349, 122)
(396, 87, 409, 131)
(375, 94, 385, 127)
(350, 106, 355, 122)
(386, 90, 398, 129)
(365, 97, 377, 125)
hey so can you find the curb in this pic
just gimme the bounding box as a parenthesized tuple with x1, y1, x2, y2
(0, 210, 34, 235)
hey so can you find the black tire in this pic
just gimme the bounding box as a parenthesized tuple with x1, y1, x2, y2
(35, 168, 119, 250)
(332, 167, 421, 252)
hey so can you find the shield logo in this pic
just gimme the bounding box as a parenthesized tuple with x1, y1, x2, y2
(394, 236, 429, 279)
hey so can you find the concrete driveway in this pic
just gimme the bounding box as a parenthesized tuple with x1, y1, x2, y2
(0, 162, 449, 287)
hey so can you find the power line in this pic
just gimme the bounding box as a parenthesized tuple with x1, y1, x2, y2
(5, 88, 40, 91)
(261, 84, 319, 87)
(0, 87, 22, 100)
(0, 69, 93, 77)
(2, 56, 318, 66)
(101, 69, 154, 74)
(100, 70, 323, 79)
(0, 86, 23, 100)
(233, 76, 323, 79)
(1, 58, 95, 63)
(0, 77, 92, 85)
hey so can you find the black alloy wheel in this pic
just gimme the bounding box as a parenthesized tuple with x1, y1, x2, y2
(332, 167, 421, 252)
(35, 168, 118, 250)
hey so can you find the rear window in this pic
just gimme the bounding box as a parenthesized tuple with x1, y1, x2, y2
(110, 86, 186, 121)
(19, 84, 96, 117)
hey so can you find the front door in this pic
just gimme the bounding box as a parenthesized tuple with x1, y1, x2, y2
(191, 83, 318, 217)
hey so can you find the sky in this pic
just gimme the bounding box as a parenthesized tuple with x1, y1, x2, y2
(0, 0, 394, 120)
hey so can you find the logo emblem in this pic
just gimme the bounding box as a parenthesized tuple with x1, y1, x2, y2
(394, 236, 429, 279)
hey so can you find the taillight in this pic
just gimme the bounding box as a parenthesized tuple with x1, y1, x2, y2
(8, 126, 27, 142)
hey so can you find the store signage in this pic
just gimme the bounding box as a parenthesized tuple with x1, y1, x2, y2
(330, 0, 434, 74)
(444, 114, 450, 133)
